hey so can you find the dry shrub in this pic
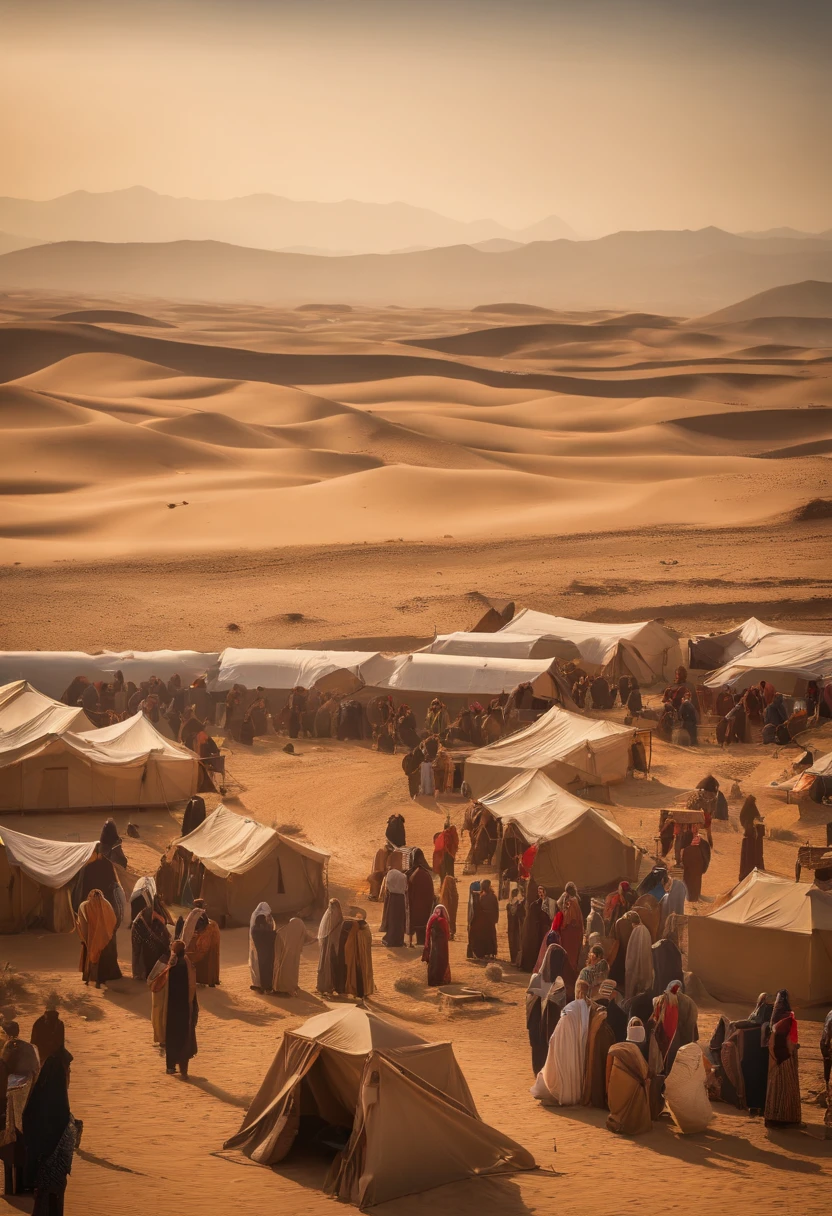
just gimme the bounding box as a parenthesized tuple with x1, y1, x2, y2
(484, 963, 503, 983)
(0, 964, 29, 1004)
(393, 972, 425, 997)
(276, 822, 302, 836)
(769, 826, 798, 842)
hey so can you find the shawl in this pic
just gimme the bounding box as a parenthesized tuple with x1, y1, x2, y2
(76, 890, 116, 964)
(534, 929, 562, 975)
(605, 1041, 652, 1135)
(344, 918, 375, 998)
(423, 904, 450, 959)
(530, 997, 591, 1106)
(151, 953, 196, 1009)
(249, 901, 274, 932)
(188, 918, 220, 965)
(22, 1055, 71, 1175)
(318, 898, 344, 942)
(273, 918, 306, 994)
(624, 923, 653, 1001)
(664, 1043, 714, 1133)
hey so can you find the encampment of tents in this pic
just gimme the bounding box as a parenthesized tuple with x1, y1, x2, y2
(703, 630, 832, 693)
(688, 618, 779, 670)
(464, 703, 640, 799)
(366, 652, 573, 716)
(0, 825, 97, 932)
(476, 770, 641, 892)
(0, 690, 199, 812)
(498, 610, 684, 683)
(687, 869, 832, 1005)
(168, 803, 328, 925)
(223, 1005, 536, 1207)
(0, 652, 218, 700)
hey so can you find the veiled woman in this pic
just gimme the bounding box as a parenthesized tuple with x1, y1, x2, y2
(526, 948, 568, 1073)
(605, 1018, 653, 1136)
(530, 979, 592, 1106)
(557, 883, 584, 973)
(406, 849, 436, 947)
(22, 1052, 77, 1212)
(151, 939, 198, 1077)
(249, 902, 276, 993)
(653, 979, 699, 1072)
(665, 1043, 714, 1134)
(422, 904, 451, 987)
(316, 898, 345, 995)
(715, 993, 773, 1114)
(76, 889, 121, 988)
(439, 874, 459, 940)
(273, 917, 307, 996)
(763, 990, 802, 1128)
(519, 886, 553, 972)
(131, 894, 171, 981)
(467, 878, 499, 960)
(343, 915, 375, 998)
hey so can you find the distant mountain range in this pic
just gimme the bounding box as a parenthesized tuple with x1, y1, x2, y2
(0, 187, 579, 255)
(0, 226, 830, 315)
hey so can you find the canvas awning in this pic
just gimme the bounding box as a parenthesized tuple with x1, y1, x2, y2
(689, 618, 779, 670)
(479, 769, 634, 847)
(423, 632, 580, 662)
(178, 803, 329, 878)
(369, 652, 561, 699)
(0, 825, 96, 889)
(704, 630, 832, 689)
(499, 610, 683, 682)
(207, 648, 392, 694)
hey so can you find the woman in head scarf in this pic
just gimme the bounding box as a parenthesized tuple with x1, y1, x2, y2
(249, 903, 276, 993)
(316, 898, 344, 995)
(526, 945, 569, 1073)
(530, 979, 592, 1106)
(652, 979, 699, 1072)
(467, 878, 499, 960)
(422, 904, 451, 987)
(76, 889, 121, 988)
(603, 881, 634, 934)
(681, 832, 710, 902)
(439, 873, 459, 940)
(519, 885, 554, 972)
(763, 990, 802, 1128)
(664, 1043, 714, 1133)
(343, 914, 375, 998)
(739, 796, 765, 882)
(712, 992, 773, 1115)
(273, 918, 307, 996)
(131, 890, 171, 981)
(557, 883, 584, 973)
(406, 849, 436, 947)
(624, 916, 653, 1002)
(604, 1018, 653, 1135)
(22, 1051, 76, 1211)
(151, 939, 198, 1077)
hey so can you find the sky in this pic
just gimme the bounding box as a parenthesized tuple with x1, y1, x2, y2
(1, 0, 830, 235)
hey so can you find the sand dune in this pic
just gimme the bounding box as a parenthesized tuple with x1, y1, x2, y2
(697, 278, 832, 324)
(0, 293, 830, 562)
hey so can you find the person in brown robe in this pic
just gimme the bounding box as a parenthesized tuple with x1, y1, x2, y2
(402, 749, 422, 799)
(584, 1001, 617, 1108)
(467, 878, 499, 959)
(608, 910, 640, 988)
(439, 874, 459, 939)
(406, 849, 435, 946)
(519, 887, 552, 972)
(763, 990, 802, 1128)
(186, 902, 221, 986)
(681, 834, 710, 902)
(605, 1019, 653, 1135)
(739, 796, 765, 881)
(76, 889, 121, 987)
(506, 887, 526, 965)
(368, 844, 393, 900)
(557, 884, 584, 973)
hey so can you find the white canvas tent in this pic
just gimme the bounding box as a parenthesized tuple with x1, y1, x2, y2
(465, 703, 638, 799)
(0, 651, 218, 700)
(687, 870, 832, 1005)
(0, 680, 91, 736)
(479, 770, 640, 891)
(423, 631, 580, 662)
(207, 649, 392, 695)
(224, 1005, 535, 1208)
(0, 824, 97, 932)
(688, 618, 779, 670)
(174, 803, 328, 925)
(0, 702, 198, 812)
(367, 652, 572, 714)
(499, 609, 684, 683)
(703, 630, 832, 692)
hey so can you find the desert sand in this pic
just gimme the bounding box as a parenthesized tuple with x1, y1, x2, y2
(1, 289, 832, 1215)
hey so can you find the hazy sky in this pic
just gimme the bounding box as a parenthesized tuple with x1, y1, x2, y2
(1, 0, 830, 234)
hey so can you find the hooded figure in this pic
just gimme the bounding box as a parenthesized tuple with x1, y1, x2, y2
(76, 889, 121, 988)
(652, 978, 699, 1071)
(249, 902, 276, 993)
(664, 1043, 714, 1133)
(381, 867, 409, 947)
(530, 983, 592, 1106)
(763, 989, 801, 1128)
(273, 918, 307, 996)
(526, 946, 570, 1074)
(22, 1052, 76, 1206)
(406, 849, 436, 946)
(624, 920, 653, 1002)
(151, 939, 198, 1077)
(604, 1018, 653, 1135)
(316, 898, 345, 994)
(422, 904, 451, 986)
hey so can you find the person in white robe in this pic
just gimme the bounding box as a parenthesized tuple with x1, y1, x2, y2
(273, 917, 307, 995)
(530, 979, 591, 1106)
(664, 1042, 714, 1133)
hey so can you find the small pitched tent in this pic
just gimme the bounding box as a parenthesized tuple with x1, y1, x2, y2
(0, 652, 218, 700)
(224, 1006, 535, 1208)
(172, 804, 328, 925)
(0, 704, 198, 812)
(478, 770, 640, 891)
(687, 870, 832, 1005)
(499, 610, 684, 683)
(704, 630, 832, 692)
(0, 680, 91, 735)
(688, 618, 778, 670)
(207, 649, 391, 695)
(0, 825, 97, 932)
(464, 703, 639, 799)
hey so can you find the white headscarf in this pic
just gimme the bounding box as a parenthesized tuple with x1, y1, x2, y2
(317, 897, 343, 942)
(250, 901, 274, 932)
(627, 1017, 646, 1043)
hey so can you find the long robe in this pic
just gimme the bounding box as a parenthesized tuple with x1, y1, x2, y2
(422, 911, 451, 986)
(624, 924, 653, 1002)
(530, 997, 591, 1106)
(559, 897, 584, 972)
(273, 918, 306, 995)
(382, 869, 408, 948)
(131, 907, 171, 981)
(187, 918, 221, 986)
(317, 900, 345, 994)
(519, 898, 551, 972)
(343, 918, 374, 998)
(632, 895, 660, 943)
(584, 1004, 616, 1108)
(439, 875, 458, 939)
(605, 1042, 652, 1135)
(152, 955, 197, 1072)
(30, 1012, 65, 1065)
(526, 951, 568, 1074)
(651, 938, 684, 997)
(506, 897, 526, 965)
(249, 904, 276, 991)
(76, 891, 121, 985)
(764, 1015, 802, 1127)
(407, 865, 435, 946)
(665, 1043, 714, 1133)
(682, 841, 708, 902)
(468, 887, 499, 959)
(608, 911, 639, 987)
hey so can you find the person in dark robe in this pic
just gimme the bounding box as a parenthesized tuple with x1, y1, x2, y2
(721, 695, 746, 745)
(467, 878, 499, 959)
(22, 1051, 76, 1214)
(381, 868, 408, 947)
(61, 676, 87, 707)
(152, 940, 198, 1077)
(30, 1008, 66, 1065)
(679, 693, 698, 745)
(287, 687, 307, 739)
(402, 749, 422, 799)
(248, 903, 276, 993)
(394, 705, 420, 750)
(604, 881, 635, 933)
(651, 933, 684, 997)
(681, 833, 710, 902)
(519, 886, 552, 971)
(608, 910, 640, 988)
(97, 820, 127, 869)
(739, 796, 765, 881)
(711, 993, 773, 1115)
(386, 814, 406, 848)
(181, 796, 207, 837)
(406, 849, 435, 946)
(763, 990, 801, 1128)
(506, 887, 526, 966)
(557, 882, 584, 973)
(596, 979, 628, 1043)
(422, 904, 451, 986)
(626, 682, 643, 719)
(131, 897, 171, 981)
(526, 945, 569, 1073)
(590, 677, 613, 710)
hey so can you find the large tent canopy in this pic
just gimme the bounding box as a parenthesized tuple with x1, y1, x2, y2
(207, 648, 392, 695)
(689, 618, 779, 670)
(175, 803, 328, 925)
(703, 630, 832, 691)
(224, 1005, 535, 1208)
(368, 652, 566, 704)
(499, 609, 684, 683)
(423, 631, 580, 662)
(0, 700, 198, 812)
(0, 680, 91, 738)
(478, 770, 640, 891)
(0, 824, 98, 933)
(0, 652, 218, 700)
(464, 703, 637, 799)
(687, 870, 832, 1005)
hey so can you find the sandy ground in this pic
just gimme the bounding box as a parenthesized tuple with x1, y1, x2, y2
(1, 719, 831, 1216)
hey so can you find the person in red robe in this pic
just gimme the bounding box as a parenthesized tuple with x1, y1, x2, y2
(422, 905, 451, 986)
(432, 818, 460, 878)
(406, 849, 435, 946)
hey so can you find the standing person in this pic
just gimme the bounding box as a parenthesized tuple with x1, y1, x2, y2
(557, 883, 584, 974)
(664, 1043, 714, 1134)
(316, 899, 344, 995)
(519, 886, 553, 972)
(526, 947, 569, 1073)
(820, 1009, 832, 1128)
(272, 918, 306, 996)
(151, 940, 198, 1079)
(439, 873, 459, 940)
(422, 904, 451, 986)
(681, 832, 710, 902)
(679, 692, 699, 745)
(419, 743, 436, 797)
(30, 1008, 65, 1066)
(76, 889, 120, 988)
(425, 699, 449, 738)
(343, 915, 375, 998)
(579, 944, 610, 998)
(406, 849, 435, 947)
(763, 990, 802, 1128)
(659, 873, 687, 934)
(603, 882, 635, 934)
(131, 896, 171, 981)
(248, 903, 276, 994)
(596, 979, 628, 1043)
(402, 749, 422, 799)
(605, 1019, 653, 1135)
(651, 925, 685, 996)
(506, 887, 526, 966)
(467, 878, 499, 960)
(530, 979, 592, 1106)
(739, 796, 765, 881)
(584, 997, 617, 1108)
(381, 868, 408, 947)
(185, 901, 221, 987)
(21, 1052, 76, 1215)
(432, 816, 459, 878)
(652, 979, 699, 1071)
(585, 898, 606, 945)
(624, 916, 653, 1002)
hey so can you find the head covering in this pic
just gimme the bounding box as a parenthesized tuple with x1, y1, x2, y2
(627, 1017, 646, 1043)
(598, 979, 617, 1000)
(748, 992, 774, 1024)
(317, 898, 343, 942)
(408, 848, 430, 874)
(666, 979, 683, 995)
(250, 901, 274, 932)
(539, 942, 569, 984)
(22, 1053, 71, 1175)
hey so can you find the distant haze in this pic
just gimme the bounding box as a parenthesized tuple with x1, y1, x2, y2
(1, 0, 830, 237)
